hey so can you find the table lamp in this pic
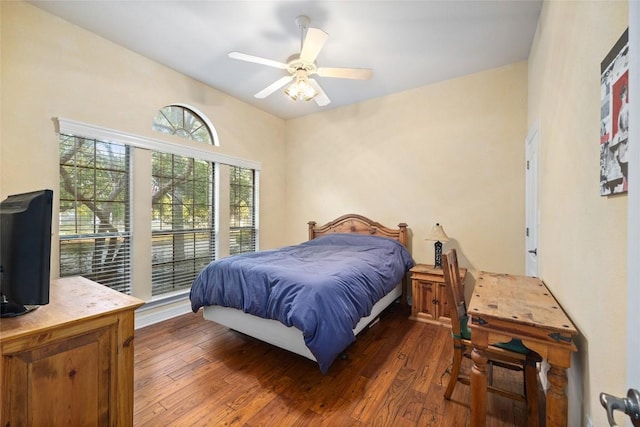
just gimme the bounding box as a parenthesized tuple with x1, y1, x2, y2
(425, 223, 449, 268)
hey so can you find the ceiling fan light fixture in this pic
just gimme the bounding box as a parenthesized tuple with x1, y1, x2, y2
(284, 70, 317, 102)
(229, 15, 371, 107)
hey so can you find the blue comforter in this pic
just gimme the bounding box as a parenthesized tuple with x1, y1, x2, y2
(190, 233, 414, 373)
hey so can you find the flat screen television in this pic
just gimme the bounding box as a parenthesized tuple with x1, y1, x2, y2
(0, 189, 53, 318)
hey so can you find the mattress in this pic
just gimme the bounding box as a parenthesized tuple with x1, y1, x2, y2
(190, 233, 414, 372)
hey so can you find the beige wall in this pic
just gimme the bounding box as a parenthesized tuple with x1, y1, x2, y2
(528, 1, 628, 425)
(3, 0, 632, 424)
(1, 2, 287, 287)
(285, 62, 529, 276)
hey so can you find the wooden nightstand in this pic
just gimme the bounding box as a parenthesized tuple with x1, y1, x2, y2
(409, 263, 467, 327)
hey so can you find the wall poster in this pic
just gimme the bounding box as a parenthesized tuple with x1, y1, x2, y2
(600, 28, 629, 196)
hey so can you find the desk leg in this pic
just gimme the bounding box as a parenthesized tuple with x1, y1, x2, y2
(546, 363, 569, 427)
(470, 329, 489, 427)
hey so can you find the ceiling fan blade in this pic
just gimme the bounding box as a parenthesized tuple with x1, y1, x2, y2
(254, 75, 294, 99)
(308, 78, 330, 106)
(316, 67, 373, 80)
(228, 52, 288, 69)
(299, 28, 328, 63)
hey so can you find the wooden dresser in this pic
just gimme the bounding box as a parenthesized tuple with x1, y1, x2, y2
(409, 263, 467, 326)
(0, 276, 144, 426)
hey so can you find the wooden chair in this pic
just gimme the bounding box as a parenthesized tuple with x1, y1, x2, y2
(441, 249, 542, 427)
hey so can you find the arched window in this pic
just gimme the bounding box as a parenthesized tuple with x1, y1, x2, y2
(151, 104, 218, 296)
(152, 104, 218, 146)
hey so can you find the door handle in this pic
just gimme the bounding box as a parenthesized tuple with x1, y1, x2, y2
(528, 248, 537, 255)
(600, 388, 640, 426)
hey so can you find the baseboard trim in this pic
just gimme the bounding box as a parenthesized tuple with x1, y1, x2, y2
(135, 299, 192, 329)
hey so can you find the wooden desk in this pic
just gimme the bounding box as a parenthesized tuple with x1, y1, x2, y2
(468, 272, 578, 427)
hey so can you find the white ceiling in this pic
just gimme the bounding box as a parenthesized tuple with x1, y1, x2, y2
(29, 0, 542, 120)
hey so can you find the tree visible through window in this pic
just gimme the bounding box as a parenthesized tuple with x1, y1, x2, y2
(151, 105, 217, 296)
(151, 152, 215, 296)
(152, 105, 213, 144)
(59, 135, 132, 294)
(229, 166, 256, 255)
(57, 115, 256, 303)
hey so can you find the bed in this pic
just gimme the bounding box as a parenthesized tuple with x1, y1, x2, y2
(189, 214, 414, 373)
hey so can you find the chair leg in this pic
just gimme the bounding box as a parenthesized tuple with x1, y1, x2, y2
(445, 348, 463, 400)
(524, 361, 540, 427)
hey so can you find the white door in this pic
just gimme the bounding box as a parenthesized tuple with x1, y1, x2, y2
(525, 122, 540, 277)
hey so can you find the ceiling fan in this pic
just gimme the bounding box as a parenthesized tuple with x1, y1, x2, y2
(228, 15, 373, 106)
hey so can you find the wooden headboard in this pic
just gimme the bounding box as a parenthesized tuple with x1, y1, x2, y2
(308, 214, 409, 248)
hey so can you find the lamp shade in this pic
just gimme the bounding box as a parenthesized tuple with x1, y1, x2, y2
(425, 223, 449, 242)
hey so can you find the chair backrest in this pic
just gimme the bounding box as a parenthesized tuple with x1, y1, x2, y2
(442, 249, 466, 337)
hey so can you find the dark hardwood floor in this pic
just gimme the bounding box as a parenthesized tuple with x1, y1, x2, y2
(134, 304, 532, 426)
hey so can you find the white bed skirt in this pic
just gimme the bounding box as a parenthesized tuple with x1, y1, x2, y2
(203, 283, 402, 362)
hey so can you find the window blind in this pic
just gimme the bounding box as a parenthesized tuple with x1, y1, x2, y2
(55, 118, 261, 299)
(151, 152, 215, 296)
(59, 135, 132, 294)
(229, 166, 256, 255)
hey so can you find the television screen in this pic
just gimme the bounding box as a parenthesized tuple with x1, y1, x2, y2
(0, 189, 53, 318)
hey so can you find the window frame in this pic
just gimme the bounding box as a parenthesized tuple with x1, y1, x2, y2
(56, 118, 256, 169)
(56, 117, 261, 302)
(229, 165, 258, 255)
(59, 135, 132, 294)
(151, 151, 216, 296)
(152, 104, 219, 146)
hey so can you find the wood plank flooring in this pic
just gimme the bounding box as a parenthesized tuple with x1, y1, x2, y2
(134, 304, 533, 426)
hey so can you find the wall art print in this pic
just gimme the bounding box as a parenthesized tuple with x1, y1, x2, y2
(600, 28, 629, 196)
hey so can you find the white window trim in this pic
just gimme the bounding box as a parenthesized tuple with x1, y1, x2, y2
(254, 170, 261, 251)
(55, 117, 261, 171)
(55, 117, 261, 327)
(169, 103, 221, 147)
